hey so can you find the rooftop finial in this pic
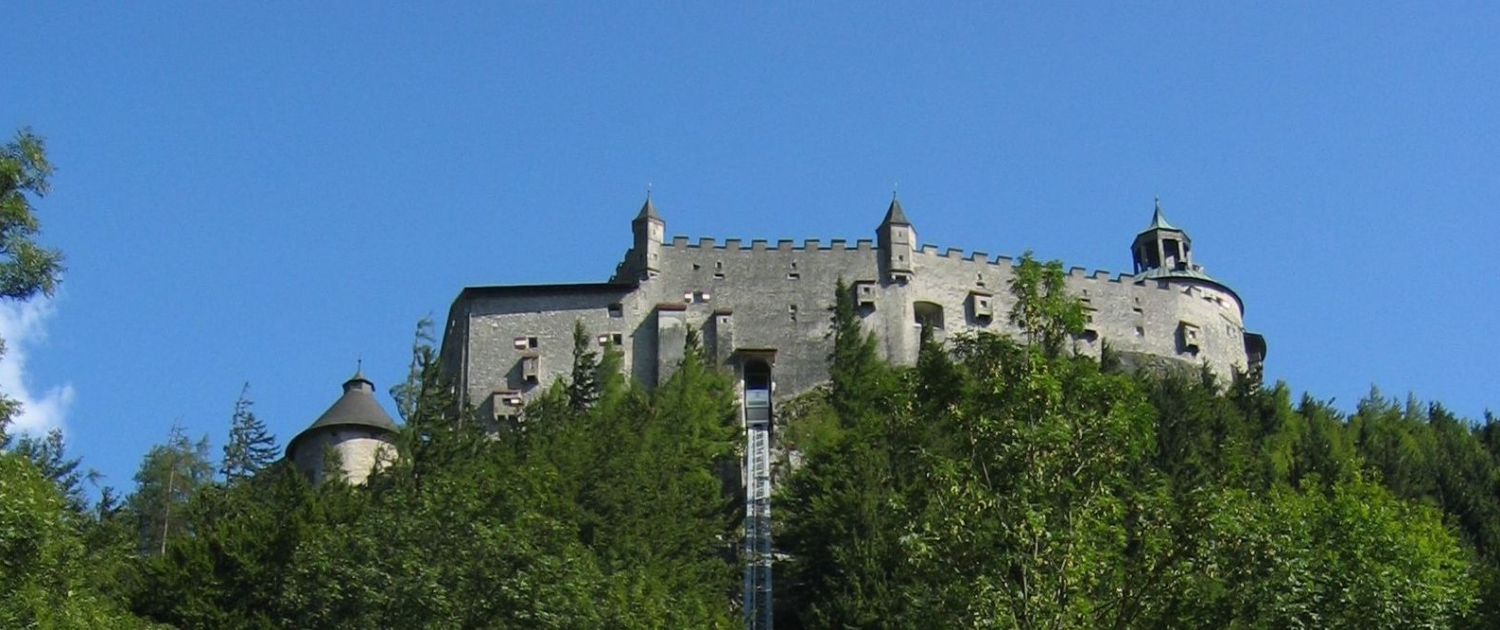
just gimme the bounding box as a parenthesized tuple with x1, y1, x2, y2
(354, 356, 364, 379)
(1142, 197, 1178, 232)
(892, 182, 898, 200)
(646, 182, 652, 200)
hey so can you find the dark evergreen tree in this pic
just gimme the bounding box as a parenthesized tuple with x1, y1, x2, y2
(220, 382, 279, 483)
(569, 319, 600, 411)
(11, 428, 87, 513)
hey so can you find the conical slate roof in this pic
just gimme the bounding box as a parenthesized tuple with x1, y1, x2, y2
(305, 372, 399, 434)
(634, 195, 661, 222)
(286, 372, 400, 459)
(881, 195, 911, 227)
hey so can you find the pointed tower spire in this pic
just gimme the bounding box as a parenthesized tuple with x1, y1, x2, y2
(631, 192, 665, 280)
(635, 194, 661, 222)
(1131, 197, 1192, 274)
(876, 193, 915, 281)
(881, 193, 911, 227)
(1144, 196, 1177, 232)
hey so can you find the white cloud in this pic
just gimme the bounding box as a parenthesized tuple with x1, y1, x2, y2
(0, 298, 75, 436)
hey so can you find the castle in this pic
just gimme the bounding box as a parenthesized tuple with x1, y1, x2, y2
(436, 196, 1267, 421)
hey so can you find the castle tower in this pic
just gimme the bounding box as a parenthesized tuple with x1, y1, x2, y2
(285, 370, 400, 485)
(877, 194, 915, 282)
(1131, 199, 1194, 274)
(631, 194, 665, 280)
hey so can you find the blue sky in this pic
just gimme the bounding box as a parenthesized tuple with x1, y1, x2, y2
(2, 3, 1497, 492)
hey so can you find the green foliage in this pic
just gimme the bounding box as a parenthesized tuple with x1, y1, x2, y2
(0, 128, 65, 303)
(220, 382, 279, 483)
(0, 127, 66, 437)
(569, 319, 600, 411)
(777, 261, 1484, 628)
(12, 428, 88, 513)
(127, 422, 215, 556)
(1008, 251, 1085, 356)
(0, 453, 158, 628)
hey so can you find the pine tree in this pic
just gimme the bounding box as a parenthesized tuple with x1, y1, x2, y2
(11, 428, 87, 513)
(219, 382, 279, 484)
(569, 319, 600, 411)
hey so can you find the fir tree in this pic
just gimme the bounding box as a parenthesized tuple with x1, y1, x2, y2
(569, 319, 600, 411)
(219, 382, 279, 483)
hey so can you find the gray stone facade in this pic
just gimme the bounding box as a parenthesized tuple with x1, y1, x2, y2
(439, 197, 1267, 420)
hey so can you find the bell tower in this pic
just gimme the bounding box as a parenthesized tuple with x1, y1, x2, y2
(877, 194, 915, 282)
(1132, 198, 1193, 274)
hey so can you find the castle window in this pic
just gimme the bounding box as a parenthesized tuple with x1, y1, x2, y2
(714, 261, 725, 280)
(854, 281, 877, 308)
(513, 337, 528, 350)
(612, 333, 624, 346)
(788, 304, 798, 321)
(968, 292, 993, 320)
(787, 272, 800, 280)
(976, 273, 986, 288)
(1135, 326, 1145, 337)
(683, 291, 694, 303)
(521, 353, 540, 384)
(695, 290, 711, 302)
(1177, 321, 1202, 356)
(914, 301, 945, 330)
(515, 336, 539, 350)
(608, 303, 623, 318)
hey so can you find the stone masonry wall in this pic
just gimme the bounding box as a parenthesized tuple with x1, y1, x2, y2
(446, 229, 1250, 413)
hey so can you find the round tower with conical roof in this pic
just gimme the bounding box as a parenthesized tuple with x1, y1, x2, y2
(286, 371, 400, 485)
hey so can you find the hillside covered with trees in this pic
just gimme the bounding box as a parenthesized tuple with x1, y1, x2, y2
(4, 130, 1500, 628)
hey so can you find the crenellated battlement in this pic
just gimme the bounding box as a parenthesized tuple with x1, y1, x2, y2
(661, 235, 875, 253)
(448, 194, 1264, 419)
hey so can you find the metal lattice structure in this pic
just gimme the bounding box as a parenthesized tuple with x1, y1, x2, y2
(743, 386, 774, 630)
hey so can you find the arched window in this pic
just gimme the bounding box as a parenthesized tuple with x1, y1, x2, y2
(913, 301, 945, 330)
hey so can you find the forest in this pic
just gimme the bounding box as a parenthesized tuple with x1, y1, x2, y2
(4, 130, 1500, 628)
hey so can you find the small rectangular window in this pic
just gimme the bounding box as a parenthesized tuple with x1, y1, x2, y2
(612, 333, 624, 346)
(608, 303, 623, 318)
(787, 272, 800, 280)
(527, 336, 539, 349)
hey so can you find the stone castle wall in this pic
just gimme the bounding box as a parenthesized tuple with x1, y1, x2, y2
(443, 217, 1254, 416)
(290, 428, 397, 485)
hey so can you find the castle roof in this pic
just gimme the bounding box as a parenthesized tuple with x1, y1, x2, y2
(286, 371, 400, 459)
(1140, 199, 1180, 233)
(634, 195, 661, 222)
(881, 196, 911, 227)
